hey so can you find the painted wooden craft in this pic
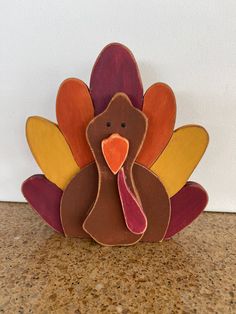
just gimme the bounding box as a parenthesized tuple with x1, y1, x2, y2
(22, 43, 209, 246)
(22, 175, 63, 233)
(56, 78, 94, 168)
(26, 116, 79, 189)
(137, 83, 176, 167)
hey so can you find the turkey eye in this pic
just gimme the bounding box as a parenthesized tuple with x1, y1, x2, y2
(106, 121, 111, 127)
(121, 122, 126, 128)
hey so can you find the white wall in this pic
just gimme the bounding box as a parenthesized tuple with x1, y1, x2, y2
(0, 1, 236, 212)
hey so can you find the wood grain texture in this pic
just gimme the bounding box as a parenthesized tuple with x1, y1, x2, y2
(22, 174, 63, 233)
(26, 116, 79, 190)
(165, 181, 208, 239)
(90, 43, 143, 115)
(56, 78, 94, 168)
(137, 83, 176, 167)
(151, 125, 209, 197)
(60, 163, 98, 238)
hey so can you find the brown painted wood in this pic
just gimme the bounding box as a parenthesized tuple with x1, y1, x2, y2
(60, 163, 98, 237)
(60, 160, 171, 242)
(133, 164, 170, 242)
(83, 93, 147, 246)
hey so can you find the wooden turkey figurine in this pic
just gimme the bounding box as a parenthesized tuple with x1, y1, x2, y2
(22, 43, 209, 246)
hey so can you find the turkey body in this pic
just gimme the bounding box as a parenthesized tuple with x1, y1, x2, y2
(61, 162, 170, 244)
(60, 93, 170, 246)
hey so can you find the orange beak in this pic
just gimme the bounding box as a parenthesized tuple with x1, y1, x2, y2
(101, 133, 129, 174)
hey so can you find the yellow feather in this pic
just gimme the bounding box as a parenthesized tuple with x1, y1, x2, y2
(26, 116, 79, 190)
(151, 125, 209, 197)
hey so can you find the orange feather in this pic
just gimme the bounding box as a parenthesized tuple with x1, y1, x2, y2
(137, 83, 176, 167)
(56, 78, 94, 168)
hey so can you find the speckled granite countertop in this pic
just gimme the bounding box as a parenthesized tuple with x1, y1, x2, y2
(0, 202, 235, 314)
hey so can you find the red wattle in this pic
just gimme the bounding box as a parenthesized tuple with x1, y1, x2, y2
(117, 168, 147, 234)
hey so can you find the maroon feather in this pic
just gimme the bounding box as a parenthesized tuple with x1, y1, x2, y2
(165, 181, 208, 239)
(90, 43, 143, 115)
(22, 175, 63, 234)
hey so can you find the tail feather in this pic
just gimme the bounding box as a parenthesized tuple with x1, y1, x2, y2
(165, 181, 208, 239)
(22, 175, 64, 234)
